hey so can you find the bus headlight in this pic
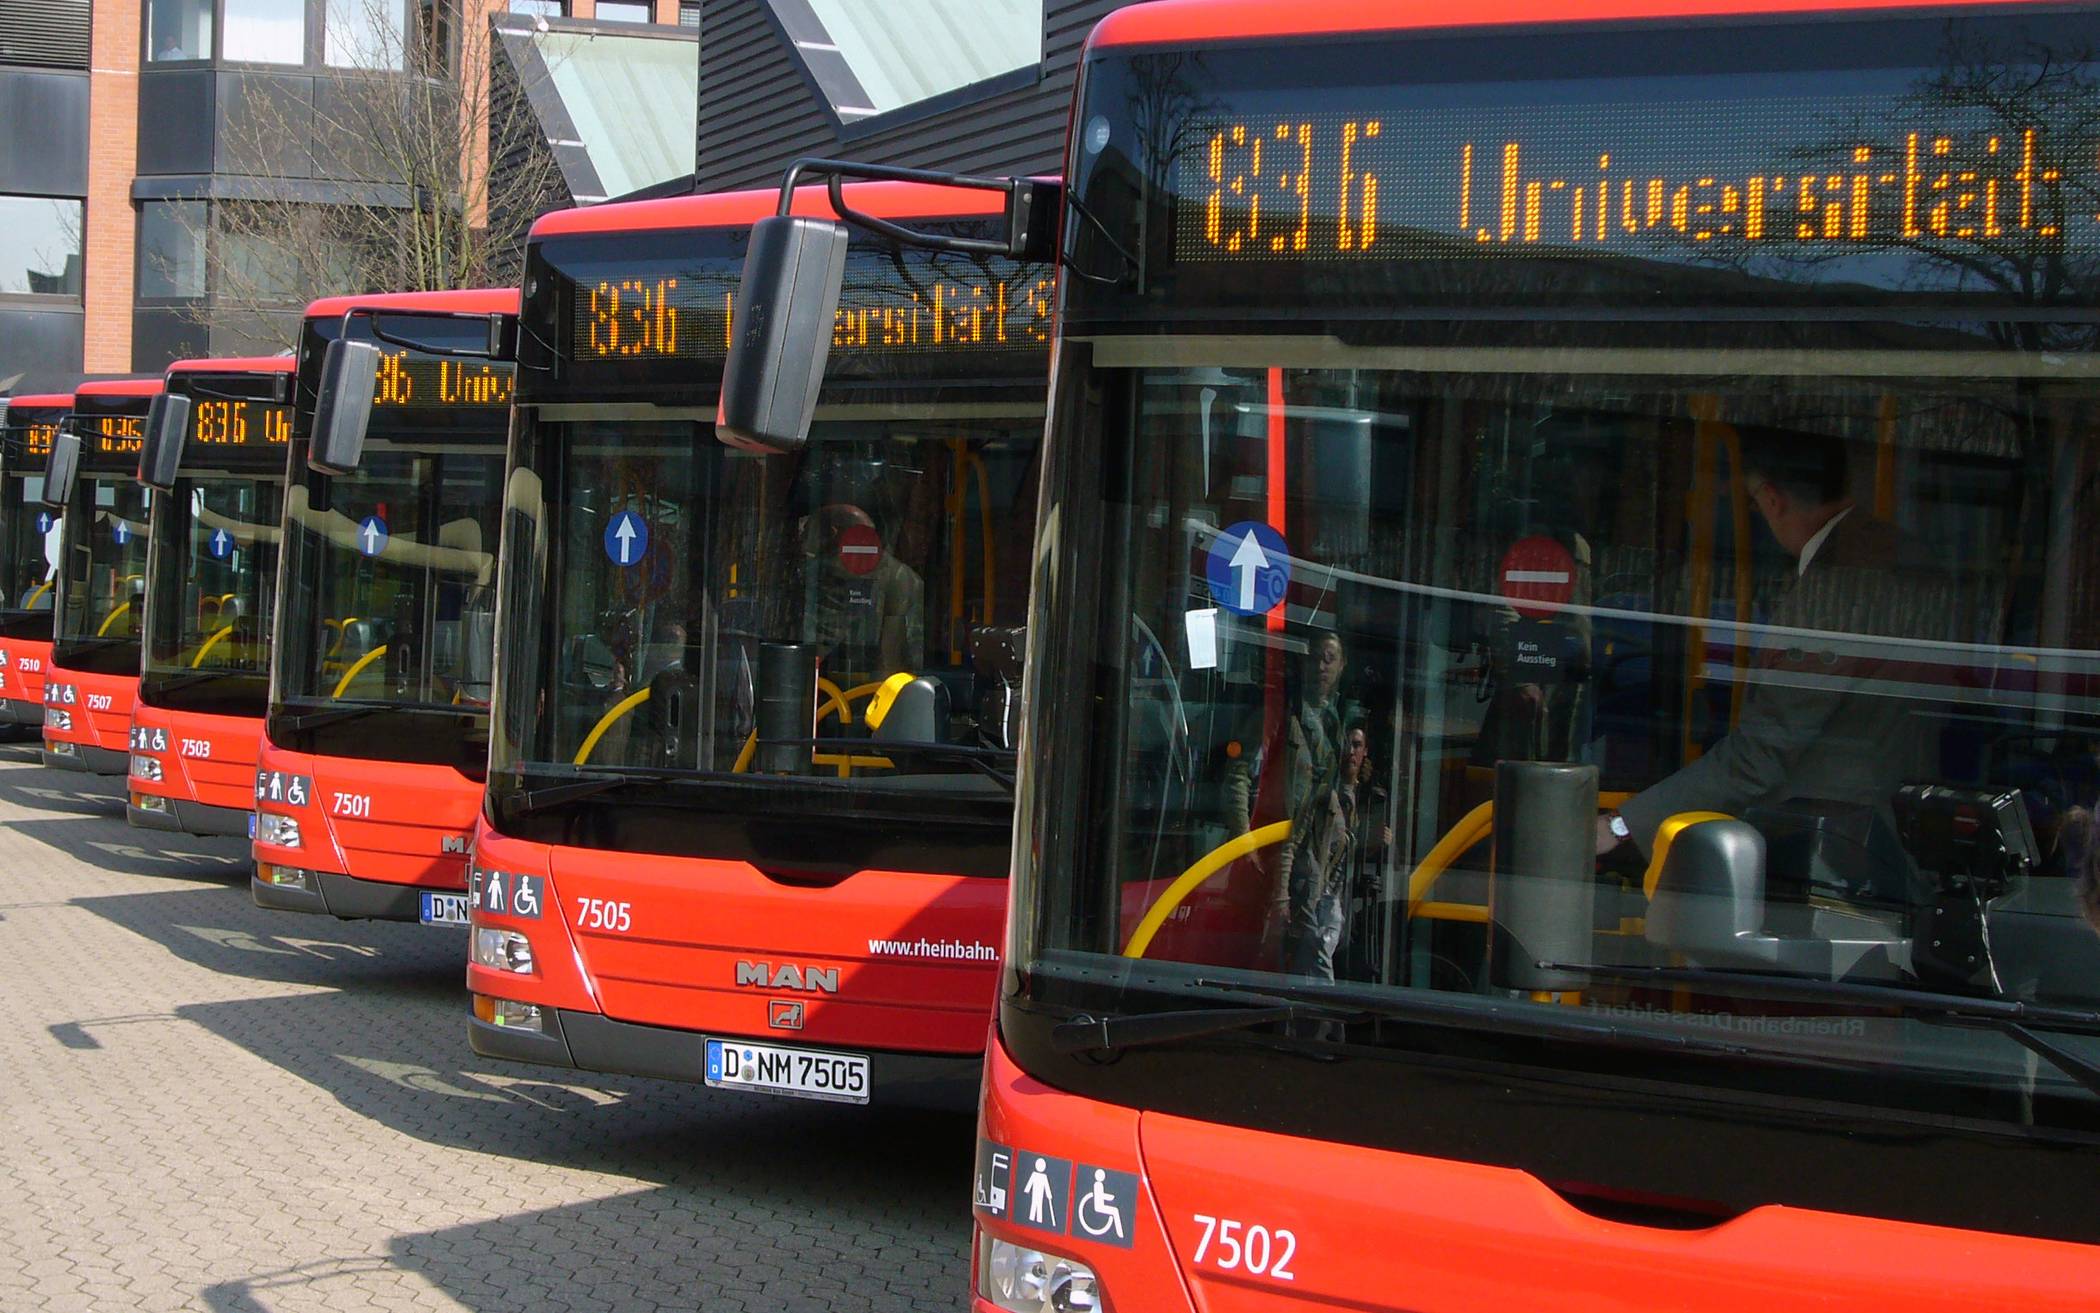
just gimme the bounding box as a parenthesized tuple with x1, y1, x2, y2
(43, 708, 70, 732)
(472, 928, 535, 975)
(472, 994, 544, 1031)
(256, 863, 315, 890)
(255, 812, 301, 849)
(130, 754, 163, 782)
(977, 1232, 1101, 1312)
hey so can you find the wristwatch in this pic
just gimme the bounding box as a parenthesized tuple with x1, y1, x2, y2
(1605, 811, 1631, 843)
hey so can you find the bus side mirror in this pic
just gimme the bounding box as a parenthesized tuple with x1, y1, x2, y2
(718, 215, 849, 453)
(312, 339, 381, 476)
(40, 422, 80, 508)
(139, 394, 191, 491)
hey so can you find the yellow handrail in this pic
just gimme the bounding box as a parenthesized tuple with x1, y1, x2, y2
(24, 580, 51, 608)
(95, 603, 132, 637)
(573, 687, 652, 765)
(1406, 791, 1634, 917)
(189, 625, 235, 668)
(1122, 820, 1293, 958)
(732, 729, 757, 773)
(816, 676, 852, 728)
(330, 643, 388, 698)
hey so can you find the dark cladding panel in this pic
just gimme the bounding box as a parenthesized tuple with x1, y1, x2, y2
(131, 307, 208, 376)
(0, 304, 84, 389)
(0, 0, 89, 71)
(137, 71, 217, 178)
(696, 0, 1128, 193)
(217, 72, 317, 181)
(0, 68, 86, 195)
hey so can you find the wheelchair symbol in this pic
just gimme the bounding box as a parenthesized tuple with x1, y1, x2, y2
(1075, 1168, 1125, 1241)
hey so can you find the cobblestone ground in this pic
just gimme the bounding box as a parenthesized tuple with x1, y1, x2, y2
(0, 744, 979, 1312)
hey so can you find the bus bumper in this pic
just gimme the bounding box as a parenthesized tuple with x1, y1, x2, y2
(129, 794, 250, 836)
(251, 867, 425, 920)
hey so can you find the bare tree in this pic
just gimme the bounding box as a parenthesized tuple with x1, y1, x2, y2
(163, 0, 565, 353)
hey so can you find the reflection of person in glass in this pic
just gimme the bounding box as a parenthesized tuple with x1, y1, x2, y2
(802, 503, 923, 682)
(1285, 723, 1393, 982)
(1596, 430, 1946, 884)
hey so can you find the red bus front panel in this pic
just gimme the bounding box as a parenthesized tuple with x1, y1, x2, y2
(973, 1035, 2100, 1313)
(42, 668, 135, 774)
(250, 738, 479, 920)
(126, 704, 261, 836)
(0, 638, 51, 729)
(469, 818, 1004, 1058)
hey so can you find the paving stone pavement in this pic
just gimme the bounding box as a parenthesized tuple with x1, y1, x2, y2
(0, 744, 980, 1312)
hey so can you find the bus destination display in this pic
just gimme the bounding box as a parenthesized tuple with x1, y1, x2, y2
(369, 352, 516, 410)
(1172, 86, 2097, 281)
(89, 414, 144, 456)
(564, 250, 1052, 365)
(15, 419, 59, 459)
(188, 399, 293, 448)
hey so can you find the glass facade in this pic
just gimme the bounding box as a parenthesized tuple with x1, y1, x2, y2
(0, 198, 83, 297)
(146, 0, 215, 60)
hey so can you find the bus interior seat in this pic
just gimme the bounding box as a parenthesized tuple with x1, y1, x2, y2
(336, 618, 382, 667)
(871, 676, 949, 745)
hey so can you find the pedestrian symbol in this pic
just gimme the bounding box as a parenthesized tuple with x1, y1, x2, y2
(207, 528, 234, 560)
(1013, 1153, 1071, 1235)
(357, 516, 388, 557)
(1205, 521, 1290, 616)
(113, 521, 131, 546)
(1072, 1164, 1137, 1248)
(483, 871, 507, 915)
(604, 509, 649, 567)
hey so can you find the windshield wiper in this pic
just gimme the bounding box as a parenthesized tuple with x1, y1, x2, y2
(1542, 962, 2100, 1099)
(803, 737, 1017, 790)
(276, 702, 391, 732)
(499, 772, 647, 817)
(1051, 999, 1345, 1054)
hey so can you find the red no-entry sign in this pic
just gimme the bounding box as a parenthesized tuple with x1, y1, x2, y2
(837, 522, 882, 577)
(1499, 535, 1575, 618)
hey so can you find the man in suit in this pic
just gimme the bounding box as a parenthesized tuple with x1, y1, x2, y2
(1595, 428, 1950, 903)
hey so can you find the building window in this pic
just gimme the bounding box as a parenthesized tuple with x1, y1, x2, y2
(678, 1, 699, 28)
(138, 201, 208, 300)
(0, 197, 83, 297)
(326, 0, 407, 69)
(146, 0, 214, 61)
(222, 0, 306, 64)
(508, 0, 565, 16)
(595, 2, 651, 23)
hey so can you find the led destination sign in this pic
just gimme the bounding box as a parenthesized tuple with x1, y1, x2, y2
(188, 399, 292, 448)
(89, 414, 144, 456)
(369, 352, 516, 410)
(1173, 86, 2100, 282)
(13, 419, 59, 459)
(566, 250, 1052, 364)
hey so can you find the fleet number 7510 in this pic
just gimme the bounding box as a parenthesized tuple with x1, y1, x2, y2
(1191, 1214, 1297, 1281)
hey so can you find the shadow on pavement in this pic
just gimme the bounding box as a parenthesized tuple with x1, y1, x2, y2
(78, 880, 977, 1313)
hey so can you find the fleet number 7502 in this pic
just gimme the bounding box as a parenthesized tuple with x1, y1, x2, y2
(1191, 1214, 1297, 1281)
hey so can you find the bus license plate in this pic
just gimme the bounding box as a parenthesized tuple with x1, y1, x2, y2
(705, 1039, 869, 1104)
(420, 892, 470, 926)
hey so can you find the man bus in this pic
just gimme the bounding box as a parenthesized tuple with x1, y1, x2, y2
(465, 183, 1047, 1104)
(251, 290, 517, 922)
(0, 393, 68, 734)
(127, 356, 297, 835)
(726, 2, 2100, 1306)
(42, 377, 161, 775)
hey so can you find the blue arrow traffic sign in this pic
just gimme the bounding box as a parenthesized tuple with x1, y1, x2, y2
(113, 522, 131, 546)
(604, 509, 649, 568)
(35, 512, 52, 534)
(207, 528, 234, 560)
(1205, 521, 1290, 616)
(357, 515, 389, 557)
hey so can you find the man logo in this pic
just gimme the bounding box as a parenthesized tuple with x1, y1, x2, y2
(735, 961, 839, 994)
(441, 834, 469, 855)
(769, 1000, 805, 1030)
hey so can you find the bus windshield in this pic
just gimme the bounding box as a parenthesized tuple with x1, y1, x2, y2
(1015, 9, 2100, 1136)
(55, 401, 154, 673)
(141, 381, 293, 713)
(0, 408, 59, 618)
(270, 316, 512, 770)
(488, 224, 1047, 876)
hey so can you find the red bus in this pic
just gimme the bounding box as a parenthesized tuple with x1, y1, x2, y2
(41, 377, 161, 775)
(465, 183, 1047, 1103)
(126, 356, 297, 835)
(0, 393, 68, 734)
(726, 2, 2100, 1307)
(251, 290, 517, 922)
